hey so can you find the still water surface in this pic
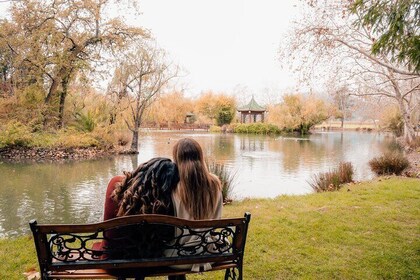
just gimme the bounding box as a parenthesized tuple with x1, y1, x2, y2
(0, 131, 394, 237)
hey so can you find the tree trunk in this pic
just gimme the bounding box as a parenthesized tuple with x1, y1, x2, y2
(388, 70, 416, 144)
(401, 110, 415, 143)
(9, 75, 14, 97)
(44, 67, 68, 128)
(57, 73, 70, 128)
(130, 154, 139, 170)
(109, 111, 116, 125)
(45, 68, 65, 104)
(130, 129, 139, 152)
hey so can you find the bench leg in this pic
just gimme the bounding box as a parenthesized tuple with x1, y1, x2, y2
(224, 266, 243, 280)
(224, 268, 236, 280)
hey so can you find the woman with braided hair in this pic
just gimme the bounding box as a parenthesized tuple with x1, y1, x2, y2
(103, 157, 179, 220)
(95, 157, 180, 279)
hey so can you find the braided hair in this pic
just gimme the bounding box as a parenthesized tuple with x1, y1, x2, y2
(111, 157, 179, 217)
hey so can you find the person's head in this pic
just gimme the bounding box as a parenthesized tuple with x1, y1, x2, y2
(111, 157, 179, 217)
(172, 138, 221, 219)
(173, 137, 206, 169)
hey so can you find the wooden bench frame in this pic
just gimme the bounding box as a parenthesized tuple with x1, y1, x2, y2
(30, 213, 251, 279)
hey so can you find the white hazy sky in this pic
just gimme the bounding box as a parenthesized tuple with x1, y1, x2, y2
(0, 0, 302, 101)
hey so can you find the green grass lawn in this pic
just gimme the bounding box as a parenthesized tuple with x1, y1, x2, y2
(1, 177, 419, 279)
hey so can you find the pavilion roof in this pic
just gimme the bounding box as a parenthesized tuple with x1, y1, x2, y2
(237, 96, 266, 112)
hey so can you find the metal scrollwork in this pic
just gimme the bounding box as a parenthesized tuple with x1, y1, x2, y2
(165, 226, 234, 257)
(47, 223, 235, 262)
(49, 231, 104, 261)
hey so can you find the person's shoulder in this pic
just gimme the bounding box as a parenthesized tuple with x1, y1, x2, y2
(111, 175, 125, 183)
(108, 175, 125, 187)
(209, 173, 222, 189)
(209, 172, 220, 181)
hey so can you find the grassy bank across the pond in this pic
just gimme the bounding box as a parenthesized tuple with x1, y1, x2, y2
(1, 177, 419, 279)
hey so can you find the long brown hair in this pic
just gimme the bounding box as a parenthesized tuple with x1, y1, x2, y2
(111, 157, 179, 217)
(172, 138, 221, 219)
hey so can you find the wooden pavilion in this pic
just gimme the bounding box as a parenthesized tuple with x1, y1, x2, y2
(237, 96, 266, 123)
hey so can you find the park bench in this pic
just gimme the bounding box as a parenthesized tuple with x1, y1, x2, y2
(30, 213, 251, 280)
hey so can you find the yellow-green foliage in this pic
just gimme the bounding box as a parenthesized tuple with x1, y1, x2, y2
(268, 94, 330, 134)
(0, 122, 116, 149)
(209, 125, 222, 132)
(0, 87, 46, 128)
(66, 89, 113, 131)
(56, 130, 100, 148)
(195, 91, 236, 125)
(1, 177, 419, 279)
(55, 127, 118, 149)
(232, 123, 281, 134)
(379, 105, 404, 136)
(0, 121, 33, 148)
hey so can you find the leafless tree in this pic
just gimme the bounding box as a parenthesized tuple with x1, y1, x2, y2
(281, 1, 419, 143)
(111, 39, 178, 152)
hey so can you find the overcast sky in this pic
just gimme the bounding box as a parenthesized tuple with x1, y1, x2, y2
(135, 0, 301, 99)
(0, 0, 302, 102)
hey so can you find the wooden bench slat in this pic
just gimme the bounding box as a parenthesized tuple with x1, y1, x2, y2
(35, 215, 245, 234)
(47, 263, 238, 279)
(48, 269, 114, 279)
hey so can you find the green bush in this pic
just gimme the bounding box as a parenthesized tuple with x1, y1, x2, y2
(309, 162, 354, 192)
(74, 111, 96, 132)
(209, 125, 222, 133)
(232, 123, 281, 134)
(207, 161, 236, 203)
(216, 106, 235, 126)
(369, 152, 410, 175)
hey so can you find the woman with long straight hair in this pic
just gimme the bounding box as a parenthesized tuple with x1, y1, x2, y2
(167, 138, 224, 277)
(172, 137, 222, 221)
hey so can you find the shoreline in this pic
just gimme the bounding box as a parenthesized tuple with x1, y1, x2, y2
(0, 137, 418, 178)
(0, 146, 120, 163)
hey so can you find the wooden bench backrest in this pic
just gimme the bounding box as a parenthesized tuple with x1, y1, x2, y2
(30, 213, 251, 276)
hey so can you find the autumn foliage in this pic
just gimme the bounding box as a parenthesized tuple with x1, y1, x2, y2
(196, 91, 236, 126)
(267, 93, 330, 134)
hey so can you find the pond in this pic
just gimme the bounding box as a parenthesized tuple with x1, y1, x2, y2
(0, 130, 395, 237)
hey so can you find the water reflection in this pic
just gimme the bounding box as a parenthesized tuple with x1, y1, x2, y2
(0, 131, 394, 236)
